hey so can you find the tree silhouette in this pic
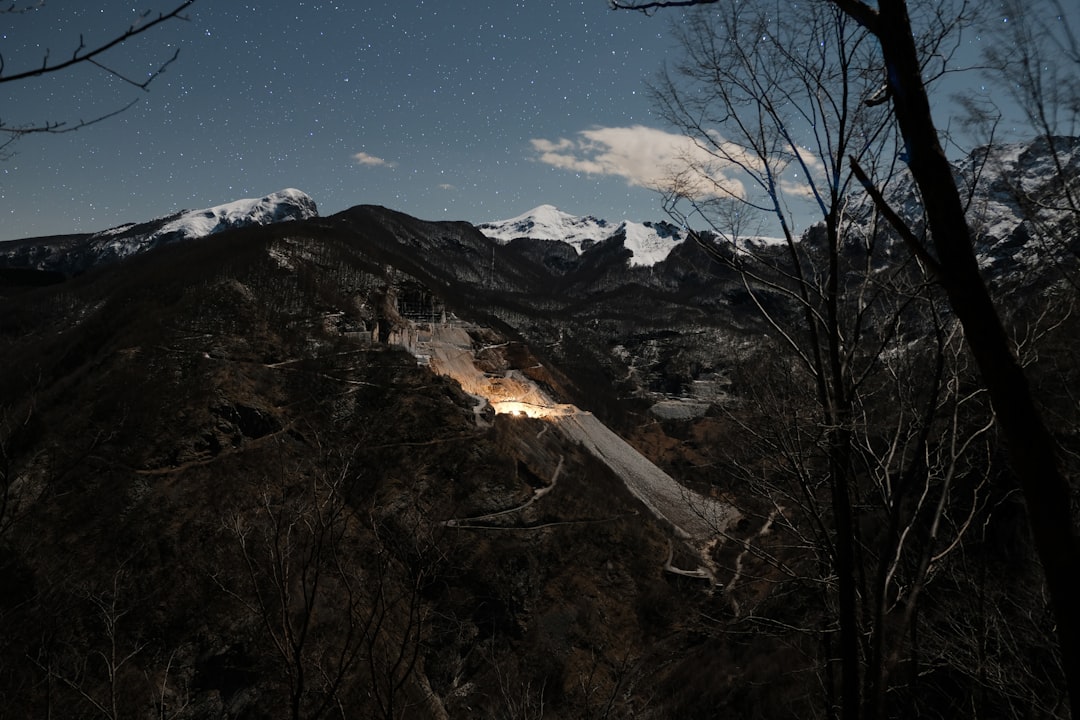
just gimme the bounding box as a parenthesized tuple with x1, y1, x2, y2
(0, 1, 194, 156)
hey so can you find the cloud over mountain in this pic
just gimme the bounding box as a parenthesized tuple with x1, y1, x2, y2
(530, 124, 749, 198)
(530, 124, 828, 209)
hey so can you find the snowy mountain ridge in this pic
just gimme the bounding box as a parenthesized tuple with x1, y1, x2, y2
(2, 136, 1075, 283)
(477, 204, 688, 267)
(867, 136, 1080, 282)
(963, 137, 1080, 276)
(479, 138, 1079, 278)
(148, 188, 318, 244)
(0, 189, 318, 275)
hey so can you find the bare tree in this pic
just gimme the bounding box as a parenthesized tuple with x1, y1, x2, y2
(636, 2, 1003, 715)
(218, 458, 365, 720)
(217, 446, 441, 720)
(0, 1, 194, 156)
(612, 0, 1080, 713)
(833, 5, 1080, 715)
(985, 0, 1080, 146)
(26, 560, 191, 720)
(706, 288, 1006, 715)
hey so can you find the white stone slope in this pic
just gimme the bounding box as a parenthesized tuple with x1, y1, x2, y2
(556, 412, 737, 542)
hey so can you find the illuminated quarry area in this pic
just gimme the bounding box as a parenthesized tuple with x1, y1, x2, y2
(400, 320, 561, 418)
(399, 317, 738, 562)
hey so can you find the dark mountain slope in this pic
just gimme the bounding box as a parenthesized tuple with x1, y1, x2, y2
(1, 221, 805, 719)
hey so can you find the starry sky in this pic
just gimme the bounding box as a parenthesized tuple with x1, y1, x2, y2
(1, 2, 1076, 241)
(2, 0, 688, 240)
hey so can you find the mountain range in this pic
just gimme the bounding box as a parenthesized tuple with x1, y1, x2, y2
(0, 137, 1076, 719)
(0, 188, 317, 278)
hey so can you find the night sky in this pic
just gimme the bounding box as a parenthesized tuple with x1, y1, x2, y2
(2, 1, 685, 240)
(1, 2, 1075, 241)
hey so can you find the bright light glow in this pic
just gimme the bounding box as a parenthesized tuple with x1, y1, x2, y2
(491, 401, 573, 419)
(491, 401, 550, 418)
(410, 322, 575, 422)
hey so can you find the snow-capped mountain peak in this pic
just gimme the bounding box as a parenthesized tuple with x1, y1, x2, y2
(477, 205, 687, 267)
(149, 188, 318, 243)
(477, 205, 613, 246)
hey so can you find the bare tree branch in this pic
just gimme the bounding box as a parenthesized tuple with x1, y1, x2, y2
(609, 0, 720, 14)
(848, 154, 943, 278)
(0, 1, 194, 156)
(0, 1, 44, 13)
(0, 1, 194, 85)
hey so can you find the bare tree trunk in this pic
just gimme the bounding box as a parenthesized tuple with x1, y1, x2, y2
(829, 422, 862, 719)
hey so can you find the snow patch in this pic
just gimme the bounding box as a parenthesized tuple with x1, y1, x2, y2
(95, 223, 137, 237)
(622, 221, 685, 267)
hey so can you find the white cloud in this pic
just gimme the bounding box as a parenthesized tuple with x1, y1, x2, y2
(352, 151, 393, 167)
(530, 125, 750, 199)
(530, 125, 826, 205)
